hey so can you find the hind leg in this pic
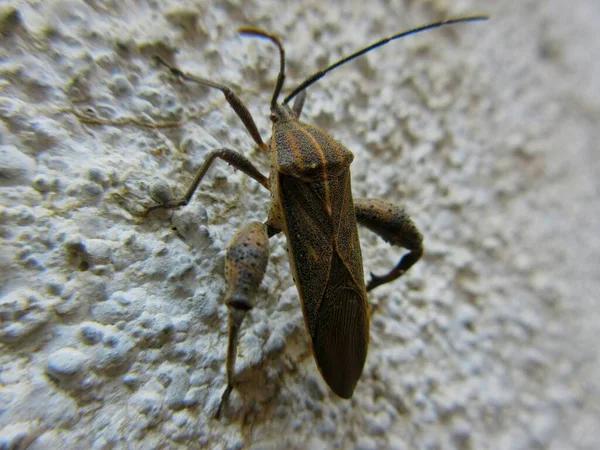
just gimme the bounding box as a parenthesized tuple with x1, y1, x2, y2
(216, 221, 270, 418)
(354, 198, 423, 292)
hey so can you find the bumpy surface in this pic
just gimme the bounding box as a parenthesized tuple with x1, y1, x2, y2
(1, 1, 599, 449)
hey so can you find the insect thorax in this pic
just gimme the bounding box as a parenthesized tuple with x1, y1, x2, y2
(272, 119, 354, 181)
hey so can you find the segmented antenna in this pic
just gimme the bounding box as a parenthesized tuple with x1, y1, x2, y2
(284, 15, 488, 104)
(238, 28, 286, 110)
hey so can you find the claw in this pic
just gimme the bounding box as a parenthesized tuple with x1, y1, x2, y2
(215, 385, 233, 420)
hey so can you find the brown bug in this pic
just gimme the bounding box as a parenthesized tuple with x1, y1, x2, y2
(145, 15, 488, 417)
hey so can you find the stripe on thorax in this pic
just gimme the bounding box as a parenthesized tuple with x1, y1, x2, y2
(284, 126, 305, 171)
(294, 123, 332, 217)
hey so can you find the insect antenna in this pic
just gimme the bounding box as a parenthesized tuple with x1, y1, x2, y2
(239, 28, 286, 110)
(284, 15, 488, 104)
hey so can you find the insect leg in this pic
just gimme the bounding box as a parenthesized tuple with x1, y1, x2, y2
(145, 148, 269, 214)
(216, 221, 270, 418)
(154, 56, 268, 151)
(354, 198, 423, 292)
(266, 222, 282, 238)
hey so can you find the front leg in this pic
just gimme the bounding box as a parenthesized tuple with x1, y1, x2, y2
(354, 198, 423, 292)
(216, 221, 270, 419)
(145, 148, 269, 215)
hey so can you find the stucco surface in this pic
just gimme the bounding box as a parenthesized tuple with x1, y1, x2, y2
(0, 1, 598, 449)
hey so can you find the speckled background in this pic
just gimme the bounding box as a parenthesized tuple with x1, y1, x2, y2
(1, 0, 599, 449)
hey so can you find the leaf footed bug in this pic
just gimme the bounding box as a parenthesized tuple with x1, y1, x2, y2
(145, 15, 488, 418)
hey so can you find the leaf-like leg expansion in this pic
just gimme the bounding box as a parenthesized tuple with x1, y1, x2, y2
(145, 148, 269, 215)
(154, 56, 268, 151)
(354, 198, 423, 292)
(216, 222, 270, 419)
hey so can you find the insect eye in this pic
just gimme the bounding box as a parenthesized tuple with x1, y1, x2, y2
(270, 113, 278, 122)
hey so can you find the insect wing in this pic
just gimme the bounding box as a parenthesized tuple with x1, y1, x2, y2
(279, 170, 369, 397)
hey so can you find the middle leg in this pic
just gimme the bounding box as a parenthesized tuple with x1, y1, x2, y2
(145, 148, 269, 214)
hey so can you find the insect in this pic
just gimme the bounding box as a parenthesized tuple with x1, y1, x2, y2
(145, 15, 488, 417)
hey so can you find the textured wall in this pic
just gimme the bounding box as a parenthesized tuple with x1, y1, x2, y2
(1, 0, 598, 449)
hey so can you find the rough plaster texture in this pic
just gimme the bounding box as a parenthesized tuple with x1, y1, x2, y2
(0, 0, 599, 449)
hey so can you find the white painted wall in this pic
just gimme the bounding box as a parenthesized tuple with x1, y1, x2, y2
(0, 1, 598, 448)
